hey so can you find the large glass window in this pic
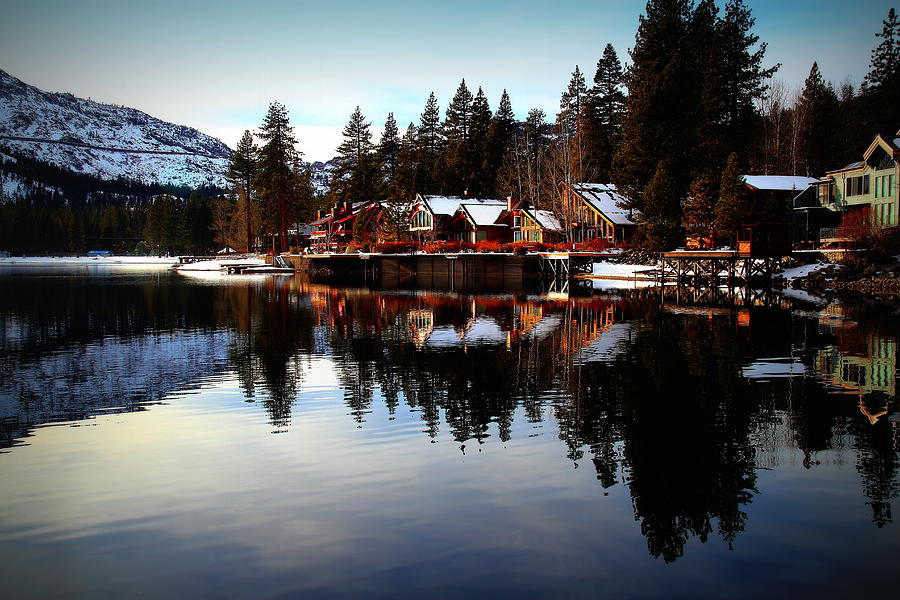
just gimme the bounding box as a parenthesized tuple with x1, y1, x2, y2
(846, 175, 870, 197)
(411, 210, 432, 229)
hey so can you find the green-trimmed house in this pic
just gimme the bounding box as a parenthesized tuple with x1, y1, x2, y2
(795, 129, 899, 247)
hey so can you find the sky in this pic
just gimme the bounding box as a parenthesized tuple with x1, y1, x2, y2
(1, 0, 895, 161)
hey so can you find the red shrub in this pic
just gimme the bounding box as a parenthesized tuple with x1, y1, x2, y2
(376, 241, 420, 254)
(546, 242, 573, 252)
(500, 241, 548, 255)
(574, 238, 611, 252)
(474, 240, 502, 253)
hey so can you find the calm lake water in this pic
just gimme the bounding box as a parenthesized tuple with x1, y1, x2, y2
(0, 266, 897, 599)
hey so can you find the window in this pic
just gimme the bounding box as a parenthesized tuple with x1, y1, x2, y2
(411, 210, 432, 229)
(818, 182, 833, 205)
(846, 175, 870, 197)
(476, 230, 488, 242)
(513, 215, 521, 227)
(513, 230, 522, 242)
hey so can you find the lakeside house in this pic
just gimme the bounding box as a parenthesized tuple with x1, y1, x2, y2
(559, 183, 638, 246)
(409, 194, 506, 242)
(309, 201, 381, 252)
(794, 129, 899, 249)
(451, 202, 509, 243)
(509, 206, 565, 243)
(728, 174, 818, 256)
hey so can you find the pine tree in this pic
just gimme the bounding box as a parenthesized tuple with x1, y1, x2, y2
(380, 120, 414, 242)
(228, 130, 257, 252)
(330, 106, 376, 205)
(557, 66, 588, 184)
(584, 44, 626, 182)
(684, 173, 718, 247)
(395, 123, 419, 201)
(717, 0, 779, 157)
(613, 0, 696, 217)
(714, 152, 749, 245)
(255, 101, 302, 252)
(417, 92, 444, 192)
(377, 112, 401, 199)
(795, 62, 841, 176)
(483, 90, 516, 196)
(641, 159, 682, 251)
(863, 8, 900, 136)
(442, 80, 475, 193)
(468, 87, 492, 195)
(865, 8, 899, 90)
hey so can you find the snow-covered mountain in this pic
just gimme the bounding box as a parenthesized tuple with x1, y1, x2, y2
(0, 69, 231, 188)
(308, 159, 338, 195)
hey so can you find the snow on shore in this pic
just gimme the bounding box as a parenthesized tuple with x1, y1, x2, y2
(590, 261, 659, 289)
(0, 256, 178, 266)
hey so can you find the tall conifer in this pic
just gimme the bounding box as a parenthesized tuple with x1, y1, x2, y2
(255, 101, 302, 251)
(227, 130, 257, 251)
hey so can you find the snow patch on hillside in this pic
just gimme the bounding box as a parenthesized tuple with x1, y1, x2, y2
(0, 69, 231, 188)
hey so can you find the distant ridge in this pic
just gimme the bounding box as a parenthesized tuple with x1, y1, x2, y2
(0, 69, 232, 188)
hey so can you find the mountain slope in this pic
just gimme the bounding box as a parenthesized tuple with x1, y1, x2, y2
(0, 69, 231, 188)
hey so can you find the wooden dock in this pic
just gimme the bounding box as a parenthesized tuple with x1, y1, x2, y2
(284, 252, 614, 285)
(658, 250, 782, 286)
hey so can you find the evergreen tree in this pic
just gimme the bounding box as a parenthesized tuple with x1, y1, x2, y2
(417, 92, 444, 192)
(330, 106, 376, 205)
(584, 44, 626, 182)
(255, 101, 303, 252)
(483, 90, 516, 196)
(684, 173, 718, 247)
(442, 80, 475, 193)
(377, 112, 401, 199)
(714, 153, 749, 245)
(143, 195, 184, 255)
(795, 62, 841, 176)
(863, 8, 900, 137)
(557, 66, 588, 184)
(468, 87, 493, 195)
(613, 0, 695, 225)
(227, 130, 257, 252)
(395, 123, 419, 201)
(380, 123, 418, 242)
(717, 0, 779, 158)
(640, 159, 682, 251)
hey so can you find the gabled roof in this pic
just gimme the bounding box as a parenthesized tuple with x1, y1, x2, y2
(523, 208, 563, 231)
(458, 203, 507, 227)
(418, 194, 505, 217)
(570, 183, 637, 226)
(742, 175, 818, 192)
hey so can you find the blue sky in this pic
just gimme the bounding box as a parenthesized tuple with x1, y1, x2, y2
(1, 0, 894, 160)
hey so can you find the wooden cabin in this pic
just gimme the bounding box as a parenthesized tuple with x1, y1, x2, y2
(560, 183, 638, 245)
(409, 194, 506, 242)
(308, 201, 380, 252)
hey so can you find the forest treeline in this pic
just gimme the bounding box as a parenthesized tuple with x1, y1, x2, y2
(2, 2, 898, 254)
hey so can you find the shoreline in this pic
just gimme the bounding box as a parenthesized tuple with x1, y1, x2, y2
(0, 256, 179, 266)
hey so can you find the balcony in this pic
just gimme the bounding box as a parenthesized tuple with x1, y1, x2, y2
(818, 226, 874, 244)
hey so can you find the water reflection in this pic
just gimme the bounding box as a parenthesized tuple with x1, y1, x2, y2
(0, 269, 897, 567)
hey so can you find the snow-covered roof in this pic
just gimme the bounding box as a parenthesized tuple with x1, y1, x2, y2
(571, 183, 636, 226)
(459, 203, 506, 227)
(421, 195, 504, 217)
(742, 175, 818, 192)
(524, 209, 563, 231)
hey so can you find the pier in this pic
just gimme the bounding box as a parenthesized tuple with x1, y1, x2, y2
(657, 250, 782, 287)
(284, 252, 612, 285)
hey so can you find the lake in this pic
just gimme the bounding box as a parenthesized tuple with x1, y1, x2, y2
(0, 266, 897, 598)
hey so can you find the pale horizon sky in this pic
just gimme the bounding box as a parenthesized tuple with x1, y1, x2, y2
(1, 0, 895, 161)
